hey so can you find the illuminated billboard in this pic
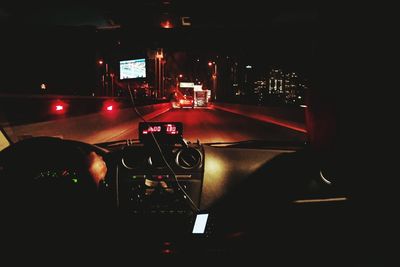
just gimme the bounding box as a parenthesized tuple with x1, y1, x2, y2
(119, 58, 146, 80)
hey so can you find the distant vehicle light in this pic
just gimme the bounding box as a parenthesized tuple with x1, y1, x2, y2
(106, 105, 113, 111)
(55, 105, 63, 111)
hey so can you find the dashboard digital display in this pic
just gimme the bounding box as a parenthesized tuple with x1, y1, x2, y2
(139, 122, 183, 143)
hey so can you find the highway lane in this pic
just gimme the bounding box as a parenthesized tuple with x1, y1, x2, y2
(113, 107, 306, 143)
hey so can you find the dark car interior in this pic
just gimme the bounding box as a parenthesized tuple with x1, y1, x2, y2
(0, 1, 395, 265)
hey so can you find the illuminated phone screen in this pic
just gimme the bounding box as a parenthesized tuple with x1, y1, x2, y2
(192, 214, 209, 234)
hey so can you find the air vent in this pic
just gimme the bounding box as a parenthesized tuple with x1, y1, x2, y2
(121, 147, 147, 170)
(175, 148, 202, 170)
(148, 154, 166, 170)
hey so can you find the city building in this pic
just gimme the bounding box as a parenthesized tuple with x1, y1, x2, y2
(253, 80, 267, 102)
(262, 68, 307, 105)
(268, 69, 284, 95)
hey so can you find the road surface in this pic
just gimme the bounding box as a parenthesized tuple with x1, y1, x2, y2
(115, 108, 306, 143)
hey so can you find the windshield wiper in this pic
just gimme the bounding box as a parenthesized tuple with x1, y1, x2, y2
(204, 140, 306, 149)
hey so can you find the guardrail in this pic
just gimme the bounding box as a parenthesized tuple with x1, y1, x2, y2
(0, 94, 168, 126)
(210, 102, 306, 133)
(0, 94, 172, 143)
(4, 103, 172, 144)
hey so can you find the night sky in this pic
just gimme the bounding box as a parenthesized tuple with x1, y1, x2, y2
(0, 2, 317, 95)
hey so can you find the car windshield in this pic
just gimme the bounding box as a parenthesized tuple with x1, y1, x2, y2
(2, 3, 392, 263)
(0, 1, 313, 146)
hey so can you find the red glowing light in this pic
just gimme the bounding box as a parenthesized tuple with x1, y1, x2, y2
(52, 100, 67, 114)
(142, 126, 161, 134)
(208, 62, 213, 66)
(179, 99, 184, 104)
(178, 74, 183, 78)
(160, 20, 173, 29)
(103, 100, 119, 113)
(98, 60, 104, 65)
(55, 105, 63, 111)
(157, 175, 163, 180)
(162, 249, 172, 255)
(165, 124, 178, 135)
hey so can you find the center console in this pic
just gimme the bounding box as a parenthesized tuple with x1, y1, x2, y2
(116, 122, 204, 215)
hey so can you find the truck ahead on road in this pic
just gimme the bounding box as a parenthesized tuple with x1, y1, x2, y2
(194, 90, 208, 107)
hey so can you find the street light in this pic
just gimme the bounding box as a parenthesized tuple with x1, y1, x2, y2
(154, 49, 165, 98)
(208, 61, 217, 101)
(40, 83, 47, 93)
(98, 59, 110, 96)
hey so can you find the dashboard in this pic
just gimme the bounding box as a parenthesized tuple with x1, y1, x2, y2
(1, 134, 361, 259)
(100, 121, 293, 219)
(99, 137, 296, 224)
(96, 138, 297, 244)
(115, 141, 204, 215)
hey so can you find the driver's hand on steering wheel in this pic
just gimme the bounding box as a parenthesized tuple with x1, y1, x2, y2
(87, 151, 107, 187)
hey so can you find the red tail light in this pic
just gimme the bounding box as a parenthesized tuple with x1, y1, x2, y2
(106, 105, 113, 111)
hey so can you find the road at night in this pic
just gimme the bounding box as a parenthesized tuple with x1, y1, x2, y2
(111, 107, 306, 143)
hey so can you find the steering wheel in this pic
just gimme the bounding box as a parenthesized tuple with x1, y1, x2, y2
(0, 137, 108, 213)
(0, 137, 118, 255)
